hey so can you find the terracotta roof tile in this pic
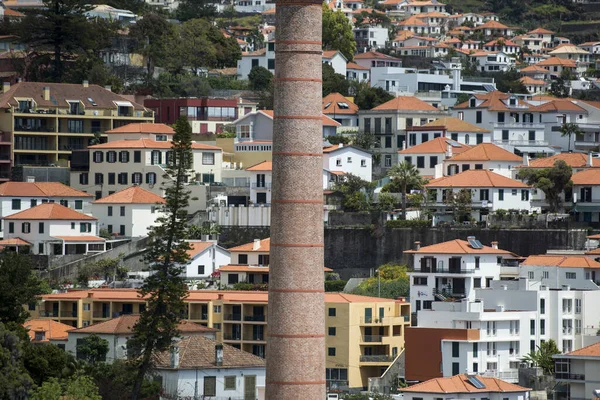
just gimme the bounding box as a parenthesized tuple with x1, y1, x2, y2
(4, 203, 96, 220)
(520, 77, 547, 86)
(323, 92, 359, 115)
(154, 336, 265, 370)
(92, 186, 165, 204)
(425, 170, 529, 188)
(452, 91, 521, 111)
(186, 241, 215, 258)
(529, 99, 586, 113)
(421, 117, 490, 133)
(258, 109, 341, 126)
(571, 169, 600, 185)
(584, 248, 600, 255)
(0, 182, 92, 197)
(354, 51, 400, 60)
(448, 143, 522, 162)
(347, 61, 370, 70)
(521, 255, 600, 268)
(528, 28, 554, 34)
(0, 237, 31, 246)
(72, 315, 217, 335)
(228, 238, 270, 252)
(474, 21, 511, 30)
(399, 136, 471, 155)
(105, 123, 174, 135)
(372, 96, 438, 112)
(562, 341, 600, 357)
(24, 319, 74, 342)
(405, 239, 517, 255)
(52, 236, 105, 242)
(401, 374, 530, 394)
(520, 65, 548, 73)
(536, 57, 577, 67)
(587, 233, 600, 239)
(246, 161, 272, 171)
(89, 139, 222, 151)
(520, 153, 599, 168)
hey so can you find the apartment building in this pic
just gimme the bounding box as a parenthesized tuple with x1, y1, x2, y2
(554, 342, 600, 400)
(442, 143, 523, 178)
(518, 255, 600, 290)
(2, 203, 104, 255)
(397, 136, 471, 178)
(570, 169, 600, 223)
(406, 117, 492, 148)
(91, 186, 165, 237)
(405, 237, 520, 312)
(29, 288, 411, 391)
(0, 81, 153, 175)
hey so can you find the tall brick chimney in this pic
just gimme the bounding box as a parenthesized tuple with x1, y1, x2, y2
(265, 0, 325, 398)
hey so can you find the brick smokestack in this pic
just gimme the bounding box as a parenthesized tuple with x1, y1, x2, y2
(265, 0, 324, 398)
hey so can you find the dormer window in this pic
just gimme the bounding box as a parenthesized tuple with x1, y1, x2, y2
(469, 98, 476, 107)
(509, 97, 517, 106)
(17, 99, 34, 113)
(155, 135, 168, 141)
(68, 100, 82, 115)
(115, 101, 133, 117)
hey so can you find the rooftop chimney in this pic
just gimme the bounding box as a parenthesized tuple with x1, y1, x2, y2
(523, 153, 529, 167)
(467, 236, 475, 241)
(446, 143, 453, 158)
(170, 345, 180, 368)
(2, 82, 9, 93)
(588, 152, 593, 167)
(43, 87, 50, 101)
(217, 293, 224, 300)
(215, 343, 223, 367)
(82, 80, 89, 88)
(491, 241, 498, 249)
(104, 85, 112, 92)
(414, 241, 421, 250)
(253, 238, 261, 251)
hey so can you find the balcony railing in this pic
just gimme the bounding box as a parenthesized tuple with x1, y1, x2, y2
(481, 369, 519, 381)
(224, 313, 242, 321)
(562, 327, 573, 335)
(59, 310, 77, 318)
(244, 334, 265, 341)
(41, 311, 58, 317)
(244, 315, 266, 322)
(408, 266, 475, 274)
(492, 139, 548, 146)
(362, 335, 383, 342)
(359, 316, 403, 324)
(360, 355, 394, 362)
(223, 333, 242, 341)
(190, 312, 208, 320)
(575, 140, 600, 148)
(556, 373, 585, 381)
(492, 122, 544, 129)
(92, 311, 110, 318)
(251, 183, 272, 189)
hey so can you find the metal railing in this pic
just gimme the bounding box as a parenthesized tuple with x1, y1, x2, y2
(408, 266, 475, 274)
(481, 369, 519, 381)
(223, 333, 242, 341)
(556, 373, 585, 381)
(492, 122, 544, 129)
(190, 312, 208, 320)
(492, 139, 548, 146)
(244, 334, 265, 341)
(92, 311, 110, 318)
(41, 311, 58, 317)
(59, 310, 77, 318)
(360, 355, 394, 362)
(244, 315, 266, 322)
(362, 335, 383, 342)
(224, 313, 242, 321)
(251, 183, 272, 189)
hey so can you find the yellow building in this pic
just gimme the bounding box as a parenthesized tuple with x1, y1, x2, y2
(0, 81, 153, 176)
(30, 288, 410, 390)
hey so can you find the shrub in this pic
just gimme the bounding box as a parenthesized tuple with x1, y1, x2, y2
(385, 219, 431, 228)
(232, 282, 268, 291)
(325, 280, 347, 292)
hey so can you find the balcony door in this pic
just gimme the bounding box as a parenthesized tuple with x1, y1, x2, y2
(256, 192, 267, 204)
(256, 174, 265, 188)
(453, 278, 465, 295)
(449, 257, 461, 273)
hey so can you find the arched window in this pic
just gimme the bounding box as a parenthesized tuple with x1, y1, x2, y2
(465, 134, 470, 144)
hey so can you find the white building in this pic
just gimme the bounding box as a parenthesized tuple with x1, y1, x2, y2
(322, 144, 372, 183)
(154, 336, 266, 400)
(570, 169, 600, 223)
(554, 342, 600, 400)
(0, 181, 93, 222)
(246, 161, 272, 205)
(322, 92, 359, 133)
(470, 51, 516, 73)
(405, 237, 520, 312)
(425, 169, 532, 223)
(353, 26, 389, 50)
(482, 38, 521, 55)
(406, 117, 492, 148)
(401, 374, 531, 400)
(66, 315, 217, 363)
(518, 255, 600, 290)
(353, 51, 401, 69)
(91, 186, 165, 237)
(346, 61, 370, 82)
(322, 50, 348, 76)
(183, 240, 231, 280)
(398, 136, 471, 179)
(2, 203, 104, 255)
(442, 143, 523, 178)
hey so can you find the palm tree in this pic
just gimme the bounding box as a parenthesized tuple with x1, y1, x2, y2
(559, 122, 583, 152)
(387, 161, 423, 220)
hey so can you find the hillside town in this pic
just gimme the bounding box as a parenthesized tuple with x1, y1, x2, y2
(2, 0, 600, 399)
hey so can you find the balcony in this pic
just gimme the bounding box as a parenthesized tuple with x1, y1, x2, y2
(408, 266, 475, 274)
(362, 335, 384, 343)
(359, 316, 405, 324)
(244, 315, 266, 322)
(223, 333, 242, 341)
(359, 355, 394, 363)
(224, 314, 242, 321)
(92, 311, 110, 319)
(59, 310, 77, 318)
(190, 312, 208, 320)
(492, 122, 545, 129)
(492, 139, 548, 146)
(556, 373, 585, 381)
(373, 130, 394, 136)
(562, 327, 573, 335)
(575, 140, 600, 149)
(481, 369, 519, 382)
(251, 183, 272, 189)
(40, 311, 58, 317)
(244, 334, 265, 341)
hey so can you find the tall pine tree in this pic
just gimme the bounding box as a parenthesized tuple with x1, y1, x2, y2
(130, 117, 193, 399)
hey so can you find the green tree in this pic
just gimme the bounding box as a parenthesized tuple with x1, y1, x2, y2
(520, 339, 560, 375)
(352, 131, 378, 151)
(323, 63, 350, 96)
(130, 117, 193, 400)
(176, 0, 217, 21)
(0, 323, 33, 399)
(23, 343, 71, 386)
(354, 86, 394, 110)
(443, 188, 473, 223)
(559, 122, 583, 153)
(30, 375, 102, 400)
(517, 160, 573, 213)
(76, 334, 109, 364)
(333, 173, 374, 212)
(322, 2, 356, 61)
(352, 264, 410, 299)
(377, 192, 397, 211)
(76, 256, 128, 287)
(0, 252, 49, 325)
(85, 360, 160, 400)
(248, 66, 273, 91)
(168, 19, 217, 75)
(388, 161, 423, 220)
(129, 13, 174, 84)
(549, 69, 575, 98)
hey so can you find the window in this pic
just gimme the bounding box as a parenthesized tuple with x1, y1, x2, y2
(151, 150, 162, 165)
(71, 222, 75, 230)
(575, 299, 581, 314)
(38, 222, 44, 234)
(224, 376, 236, 391)
(465, 134, 470, 144)
(566, 272, 576, 280)
(328, 347, 336, 356)
(197, 265, 205, 275)
(521, 190, 530, 201)
(452, 362, 460, 375)
(530, 319, 535, 335)
(8, 222, 13, 233)
(575, 319, 581, 334)
(328, 327, 336, 336)
(498, 189, 504, 201)
(328, 308, 336, 317)
(118, 173, 128, 185)
(336, 158, 342, 167)
(361, 159, 367, 167)
(202, 152, 215, 165)
(480, 189, 489, 201)
(268, 58, 275, 69)
(543, 271, 549, 279)
(134, 151, 141, 163)
(93, 151, 103, 163)
(528, 271, 534, 279)
(417, 156, 425, 168)
(509, 320, 519, 335)
(474, 278, 481, 288)
(80, 223, 92, 233)
(384, 155, 392, 168)
(473, 342, 478, 357)
(119, 151, 129, 163)
(476, 111, 482, 124)
(107, 151, 116, 163)
(385, 136, 392, 148)
(540, 319, 545, 335)
(475, 257, 480, 269)
(132, 173, 142, 185)
(486, 321, 496, 336)
(487, 362, 497, 371)
(413, 276, 428, 285)
(562, 340, 572, 353)
(430, 156, 437, 168)
(11, 199, 20, 210)
(108, 206, 113, 216)
(540, 298, 545, 314)
(146, 172, 157, 185)
(59, 199, 68, 207)
(486, 342, 496, 356)
(74, 200, 82, 210)
(512, 189, 517, 196)
(238, 254, 248, 264)
(79, 173, 88, 185)
(347, 157, 352, 164)
(119, 225, 125, 236)
(214, 305, 221, 313)
(22, 222, 30, 233)
(452, 342, 460, 357)
(95, 173, 103, 185)
(107, 173, 115, 185)
(203, 376, 216, 397)
(107, 225, 112, 233)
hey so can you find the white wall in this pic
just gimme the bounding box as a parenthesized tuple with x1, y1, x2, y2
(323, 146, 372, 182)
(92, 203, 164, 237)
(0, 196, 92, 219)
(209, 205, 272, 227)
(184, 243, 231, 279)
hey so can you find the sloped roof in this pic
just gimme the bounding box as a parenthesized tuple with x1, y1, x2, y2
(521, 255, 600, 268)
(72, 314, 217, 335)
(401, 374, 530, 394)
(398, 136, 471, 155)
(421, 117, 490, 133)
(105, 123, 174, 135)
(0, 182, 92, 197)
(453, 91, 521, 111)
(0, 237, 31, 246)
(561, 342, 600, 357)
(484, 38, 519, 47)
(528, 27, 554, 34)
(258, 109, 341, 126)
(474, 20, 511, 30)
(425, 170, 529, 188)
(4, 203, 96, 220)
(549, 45, 589, 55)
(447, 143, 522, 162)
(228, 238, 270, 252)
(187, 241, 215, 258)
(89, 139, 222, 151)
(246, 161, 272, 171)
(346, 61, 370, 70)
(0, 82, 146, 110)
(528, 99, 586, 113)
(405, 239, 517, 255)
(536, 57, 577, 67)
(520, 77, 547, 86)
(398, 15, 428, 26)
(322, 92, 359, 115)
(520, 153, 599, 168)
(372, 96, 438, 112)
(571, 168, 600, 185)
(92, 186, 165, 204)
(354, 51, 400, 61)
(24, 319, 74, 342)
(219, 265, 333, 273)
(53, 236, 105, 242)
(520, 65, 548, 73)
(154, 336, 265, 370)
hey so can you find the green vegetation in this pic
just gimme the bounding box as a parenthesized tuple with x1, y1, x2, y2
(325, 280, 348, 292)
(323, 63, 350, 97)
(386, 220, 432, 228)
(351, 264, 410, 299)
(232, 282, 269, 291)
(521, 339, 561, 374)
(76, 335, 110, 365)
(444, 188, 474, 223)
(354, 87, 394, 110)
(248, 66, 273, 91)
(387, 161, 425, 220)
(333, 173, 375, 212)
(322, 2, 356, 61)
(517, 160, 573, 213)
(559, 122, 584, 153)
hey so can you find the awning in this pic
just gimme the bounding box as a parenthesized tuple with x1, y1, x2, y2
(114, 101, 133, 107)
(515, 146, 556, 154)
(573, 204, 600, 213)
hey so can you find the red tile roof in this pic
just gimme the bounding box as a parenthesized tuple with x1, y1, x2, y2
(24, 319, 74, 342)
(521, 255, 600, 268)
(571, 169, 600, 185)
(92, 186, 165, 204)
(453, 91, 523, 111)
(4, 203, 96, 220)
(0, 182, 92, 197)
(346, 61, 370, 70)
(89, 139, 222, 150)
(186, 241, 215, 258)
(0, 237, 31, 246)
(421, 117, 490, 133)
(425, 170, 529, 188)
(399, 137, 471, 155)
(447, 143, 522, 162)
(323, 92, 359, 115)
(401, 374, 530, 394)
(528, 28, 554, 34)
(52, 236, 105, 242)
(218, 265, 333, 273)
(520, 153, 599, 168)
(72, 314, 217, 335)
(536, 57, 577, 67)
(405, 239, 517, 255)
(228, 238, 270, 252)
(105, 123, 174, 135)
(562, 342, 600, 357)
(372, 96, 439, 112)
(246, 161, 272, 171)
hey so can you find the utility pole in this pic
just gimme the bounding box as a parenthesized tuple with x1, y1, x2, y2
(265, 0, 325, 398)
